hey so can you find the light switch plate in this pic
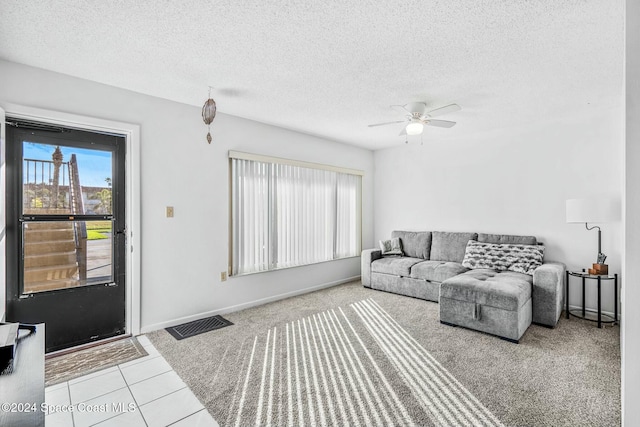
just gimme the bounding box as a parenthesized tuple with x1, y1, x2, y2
(166, 206, 174, 218)
(220, 272, 227, 282)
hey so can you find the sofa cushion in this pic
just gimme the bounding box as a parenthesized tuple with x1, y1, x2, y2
(371, 257, 424, 276)
(461, 240, 545, 275)
(430, 231, 478, 263)
(391, 231, 432, 259)
(441, 269, 532, 311)
(478, 233, 537, 245)
(410, 260, 469, 283)
(379, 237, 403, 256)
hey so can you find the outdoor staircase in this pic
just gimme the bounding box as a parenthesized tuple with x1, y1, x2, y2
(20, 152, 87, 293)
(22, 212, 79, 293)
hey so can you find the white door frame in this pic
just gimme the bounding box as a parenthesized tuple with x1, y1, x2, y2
(1, 102, 141, 336)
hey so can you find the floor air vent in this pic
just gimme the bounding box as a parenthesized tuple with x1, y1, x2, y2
(165, 315, 233, 340)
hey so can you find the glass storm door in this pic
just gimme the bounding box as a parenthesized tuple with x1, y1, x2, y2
(5, 120, 126, 353)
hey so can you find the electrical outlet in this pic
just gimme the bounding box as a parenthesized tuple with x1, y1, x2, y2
(220, 271, 227, 282)
(166, 206, 174, 218)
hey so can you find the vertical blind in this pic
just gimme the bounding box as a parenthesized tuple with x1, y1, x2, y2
(231, 155, 361, 275)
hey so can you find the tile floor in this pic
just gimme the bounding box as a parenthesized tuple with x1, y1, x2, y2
(44, 335, 219, 427)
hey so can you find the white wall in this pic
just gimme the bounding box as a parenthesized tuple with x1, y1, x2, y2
(374, 108, 623, 314)
(0, 108, 5, 321)
(0, 60, 374, 332)
(623, 0, 640, 424)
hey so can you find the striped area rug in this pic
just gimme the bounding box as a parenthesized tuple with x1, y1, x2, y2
(217, 298, 503, 427)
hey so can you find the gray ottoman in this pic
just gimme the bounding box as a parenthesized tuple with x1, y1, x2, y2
(439, 269, 532, 343)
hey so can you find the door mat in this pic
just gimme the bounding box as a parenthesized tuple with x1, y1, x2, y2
(45, 337, 147, 386)
(166, 315, 233, 340)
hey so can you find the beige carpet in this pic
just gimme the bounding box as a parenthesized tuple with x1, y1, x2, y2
(45, 337, 147, 386)
(148, 281, 620, 427)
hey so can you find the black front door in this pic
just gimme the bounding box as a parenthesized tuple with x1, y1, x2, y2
(5, 120, 127, 353)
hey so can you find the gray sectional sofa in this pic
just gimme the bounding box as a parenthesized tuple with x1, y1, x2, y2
(361, 230, 565, 342)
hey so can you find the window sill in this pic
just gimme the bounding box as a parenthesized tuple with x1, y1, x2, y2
(230, 255, 360, 278)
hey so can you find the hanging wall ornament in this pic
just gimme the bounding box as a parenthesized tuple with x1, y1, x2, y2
(202, 87, 217, 144)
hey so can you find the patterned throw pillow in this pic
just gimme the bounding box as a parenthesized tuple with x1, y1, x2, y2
(462, 240, 545, 275)
(379, 237, 404, 256)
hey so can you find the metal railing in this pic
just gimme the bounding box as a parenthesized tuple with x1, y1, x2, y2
(23, 158, 70, 211)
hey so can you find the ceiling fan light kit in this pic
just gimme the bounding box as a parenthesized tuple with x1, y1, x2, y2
(368, 102, 461, 139)
(405, 119, 424, 135)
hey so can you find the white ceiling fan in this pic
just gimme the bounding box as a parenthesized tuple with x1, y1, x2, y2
(368, 102, 461, 136)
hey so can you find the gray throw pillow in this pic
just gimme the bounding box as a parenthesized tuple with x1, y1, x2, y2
(462, 240, 545, 275)
(379, 237, 403, 256)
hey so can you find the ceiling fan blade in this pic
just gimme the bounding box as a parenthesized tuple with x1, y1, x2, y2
(368, 120, 406, 127)
(425, 104, 461, 118)
(425, 119, 456, 128)
(390, 104, 409, 113)
(398, 127, 407, 136)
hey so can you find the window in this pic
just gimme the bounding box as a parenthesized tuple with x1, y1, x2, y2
(230, 151, 362, 276)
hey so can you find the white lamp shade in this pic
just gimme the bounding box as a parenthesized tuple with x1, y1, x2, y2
(566, 198, 619, 223)
(405, 121, 424, 136)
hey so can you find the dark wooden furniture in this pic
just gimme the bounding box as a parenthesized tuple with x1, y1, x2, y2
(0, 324, 45, 427)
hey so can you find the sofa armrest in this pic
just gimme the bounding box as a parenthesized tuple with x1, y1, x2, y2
(532, 262, 566, 327)
(361, 249, 382, 288)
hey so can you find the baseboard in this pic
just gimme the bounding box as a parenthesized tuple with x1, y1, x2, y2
(140, 275, 361, 334)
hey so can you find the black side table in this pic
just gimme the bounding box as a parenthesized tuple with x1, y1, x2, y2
(565, 271, 618, 328)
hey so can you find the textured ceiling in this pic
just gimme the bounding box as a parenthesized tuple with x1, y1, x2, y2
(0, 0, 624, 150)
